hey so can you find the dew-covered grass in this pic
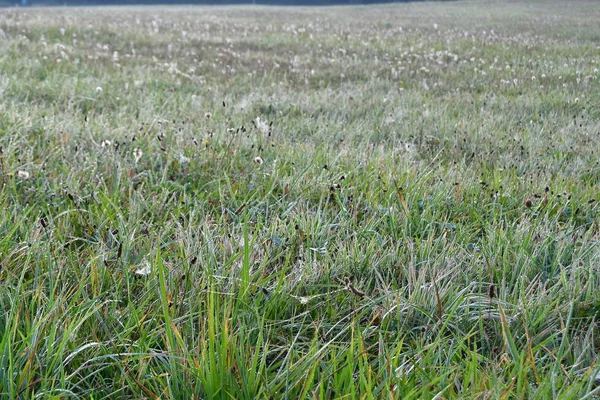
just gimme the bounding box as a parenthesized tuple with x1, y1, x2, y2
(1, 1, 600, 398)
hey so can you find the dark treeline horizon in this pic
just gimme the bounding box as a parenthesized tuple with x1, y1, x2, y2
(3, 0, 433, 7)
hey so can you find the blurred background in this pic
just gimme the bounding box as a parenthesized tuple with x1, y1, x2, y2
(4, 0, 425, 7)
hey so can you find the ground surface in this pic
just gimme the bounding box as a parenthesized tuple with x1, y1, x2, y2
(1, 1, 600, 398)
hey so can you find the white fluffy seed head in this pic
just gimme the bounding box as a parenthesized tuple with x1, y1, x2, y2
(133, 148, 143, 163)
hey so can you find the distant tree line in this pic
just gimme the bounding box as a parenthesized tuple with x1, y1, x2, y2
(3, 0, 430, 6)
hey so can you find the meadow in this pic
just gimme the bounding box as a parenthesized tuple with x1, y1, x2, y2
(0, 0, 600, 398)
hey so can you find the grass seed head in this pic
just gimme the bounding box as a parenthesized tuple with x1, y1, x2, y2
(488, 284, 496, 298)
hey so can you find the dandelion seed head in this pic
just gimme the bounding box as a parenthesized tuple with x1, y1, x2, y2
(135, 262, 151, 276)
(254, 156, 263, 165)
(177, 153, 190, 164)
(255, 116, 269, 135)
(133, 147, 143, 164)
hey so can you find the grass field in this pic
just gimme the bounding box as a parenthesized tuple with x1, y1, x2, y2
(1, 1, 600, 398)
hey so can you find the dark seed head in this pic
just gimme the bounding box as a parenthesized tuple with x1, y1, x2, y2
(488, 284, 496, 298)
